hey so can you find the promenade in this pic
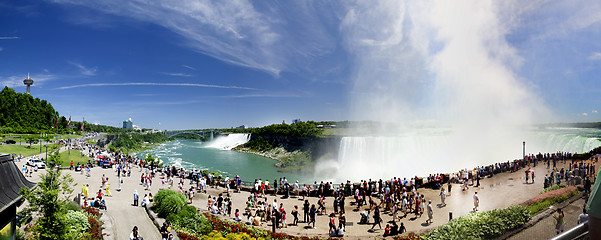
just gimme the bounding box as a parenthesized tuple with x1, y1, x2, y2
(15, 144, 595, 239)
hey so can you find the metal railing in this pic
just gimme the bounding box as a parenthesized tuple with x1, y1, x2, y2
(549, 222, 588, 240)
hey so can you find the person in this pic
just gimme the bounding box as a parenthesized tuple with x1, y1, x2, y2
(578, 209, 588, 224)
(303, 200, 310, 223)
(291, 205, 299, 225)
(473, 192, 479, 212)
(399, 222, 406, 234)
(160, 222, 170, 240)
(234, 209, 240, 222)
(426, 200, 433, 224)
(383, 224, 390, 236)
(130, 226, 143, 240)
(390, 221, 399, 236)
(554, 209, 565, 234)
(440, 188, 446, 206)
(133, 190, 139, 206)
(329, 213, 336, 233)
(308, 204, 316, 229)
(370, 206, 382, 230)
(106, 183, 112, 197)
(141, 194, 150, 207)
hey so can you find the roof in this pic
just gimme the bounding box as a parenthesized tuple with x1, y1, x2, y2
(0, 154, 35, 213)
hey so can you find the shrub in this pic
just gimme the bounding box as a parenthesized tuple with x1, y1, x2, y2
(155, 189, 188, 217)
(65, 210, 91, 233)
(65, 201, 82, 212)
(424, 206, 531, 240)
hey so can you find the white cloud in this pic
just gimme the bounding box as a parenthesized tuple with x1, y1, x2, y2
(182, 65, 195, 70)
(0, 47, 3, 51)
(593, 110, 598, 113)
(582, 112, 589, 116)
(50, 0, 337, 76)
(55, 82, 255, 90)
(68, 61, 97, 76)
(0, 36, 19, 40)
(161, 72, 193, 77)
(589, 52, 601, 61)
(0, 73, 57, 88)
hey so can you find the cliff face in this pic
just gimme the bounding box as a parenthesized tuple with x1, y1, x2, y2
(249, 134, 341, 160)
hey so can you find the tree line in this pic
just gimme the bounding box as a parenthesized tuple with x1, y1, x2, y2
(0, 86, 122, 134)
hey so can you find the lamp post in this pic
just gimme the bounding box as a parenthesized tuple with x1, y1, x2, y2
(523, 141, 526, 160)
(45, 144, 48, 159)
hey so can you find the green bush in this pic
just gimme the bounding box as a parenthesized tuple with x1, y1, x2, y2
(154, 189, 188, 217)
(168, 206, 212, 236)
(65, 210, 91, 236)
(65, 201, 82, 212)
(425, 206, 531, 240)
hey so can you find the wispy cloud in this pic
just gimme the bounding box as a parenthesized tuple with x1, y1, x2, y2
(593, 110, 598, 113)
(216, 93, 301, 98)
(68, 61, 97, 76)
(0, 47, 3, 51)
(0, 36, 19, 40)
(55, 82, 256, 90)
(582, 112, 589, 116)
(161, 72, 193, 77)
(49, 0, 338, 76)
(589, 52, 601, 61)
(0, 73, 57, 88)
(182, 65, 195, 70)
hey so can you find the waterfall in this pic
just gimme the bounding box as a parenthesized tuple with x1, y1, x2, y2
(205, 133, 251, 150)
(328, 128, 601, 182)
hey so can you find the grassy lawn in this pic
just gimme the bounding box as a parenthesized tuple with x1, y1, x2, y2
(57, 150, 90, 166)
(0, 144, 58, 157)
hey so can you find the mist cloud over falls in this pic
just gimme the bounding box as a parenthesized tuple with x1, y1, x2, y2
(323, 0, 554, 181)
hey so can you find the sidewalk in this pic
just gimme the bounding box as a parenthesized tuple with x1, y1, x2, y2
(509, 198, 586, 240)
(15, 141, 162, 240)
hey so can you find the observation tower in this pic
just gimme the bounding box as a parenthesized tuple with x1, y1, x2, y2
(23, 74, 33, 94)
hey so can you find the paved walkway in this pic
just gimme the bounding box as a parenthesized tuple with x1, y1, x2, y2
(509, 199, 586, 240)
(14, 141, 162, 240)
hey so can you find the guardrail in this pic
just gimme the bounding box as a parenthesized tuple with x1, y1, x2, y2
(549, 222, 588, 240)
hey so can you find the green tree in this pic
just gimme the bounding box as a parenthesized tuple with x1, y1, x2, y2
(20, 151, 74, 240)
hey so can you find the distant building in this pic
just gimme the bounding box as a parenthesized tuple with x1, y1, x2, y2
(292, 119, 300, 124)
(123, 118, 133, 129)
(282, 120, 287, 125)
(235, 125, 247, 129)
(133, 125, 142, 131)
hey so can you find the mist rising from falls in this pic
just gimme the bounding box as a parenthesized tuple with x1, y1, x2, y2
(204, 133, 251, 150)
(320, 1, 558, 182)
(316, 128, 601, 182)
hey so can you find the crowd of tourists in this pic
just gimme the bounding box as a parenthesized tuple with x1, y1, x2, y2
(33, 135, 600, 238)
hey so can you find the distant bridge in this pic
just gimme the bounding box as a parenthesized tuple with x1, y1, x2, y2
(165, 131, 213, 138)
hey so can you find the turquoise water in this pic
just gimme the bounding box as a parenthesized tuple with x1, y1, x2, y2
(136, 140, 310, 183)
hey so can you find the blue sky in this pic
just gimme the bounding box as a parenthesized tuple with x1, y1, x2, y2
(1, 0, 600, 130)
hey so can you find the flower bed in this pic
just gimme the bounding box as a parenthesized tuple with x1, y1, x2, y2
(83, 206, 103, 240)
(527, 186, 579, 215)
(424, 206, 531, 240)
(167, 206, 321, 240)
(540, 184, 566, 194)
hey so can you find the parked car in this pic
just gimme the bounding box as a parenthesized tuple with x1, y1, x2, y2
(26, 158, 46, 169)
(4, 140, 16, 144)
